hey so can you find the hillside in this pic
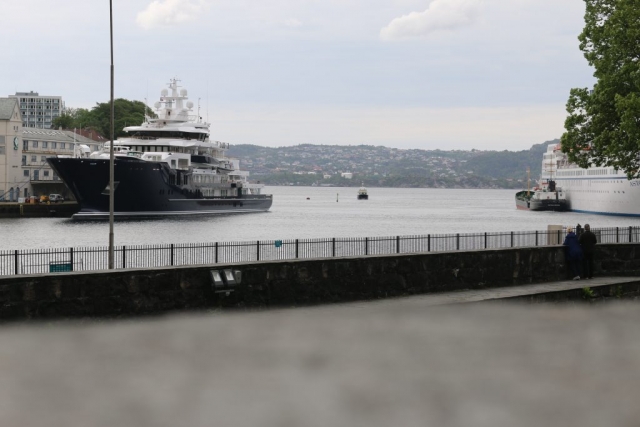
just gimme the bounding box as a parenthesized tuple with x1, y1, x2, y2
(227, 140, 558, 189)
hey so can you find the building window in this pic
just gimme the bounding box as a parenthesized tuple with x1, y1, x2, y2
(23, 140, 28, 150)
(22, 155, 26, 166)
(41, 156, 46, 162)
(60, 143, 65, 149)
(33, 141, 38, 148)
(44, 170, 49, 177)
(51, 142, 56, 149)
(23, 170, 29, 177)
(42, 141, 48, 148)
(31, 155, 36, 162)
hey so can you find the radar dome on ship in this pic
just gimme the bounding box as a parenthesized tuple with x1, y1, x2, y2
(154, 101, 161, 109)
(161, 88, 168, 97)
(186, 101, 194, 109)
(180, 89, 188, 97)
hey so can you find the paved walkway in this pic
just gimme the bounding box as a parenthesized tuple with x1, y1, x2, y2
(375, 276, 640, 307)
(1, 278, 640, 427)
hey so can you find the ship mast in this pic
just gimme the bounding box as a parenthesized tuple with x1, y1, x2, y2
(527, 167, 530, 197)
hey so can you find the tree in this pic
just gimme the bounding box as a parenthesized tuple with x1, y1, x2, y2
(561, 0, 640, 178)
(55, 100, 155, 139)
(51, 113, 74, 130)
(88, 99, 155, 139)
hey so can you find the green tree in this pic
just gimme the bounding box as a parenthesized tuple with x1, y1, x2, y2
(57, 100, 155, 139)
(51, 113, 74, 130)
(561, 0, 640, 177)
(89, 99, 155, 139)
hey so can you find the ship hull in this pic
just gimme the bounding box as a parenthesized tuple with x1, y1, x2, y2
(555, 177, 640, 216)
(48, 157, 272, 220)
(515, 191, 568, 212)
(529, 199, 569, 212)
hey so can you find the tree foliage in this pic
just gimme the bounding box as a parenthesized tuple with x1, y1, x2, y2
(52, 100, 155, 139)
(561, 0, 640, 178)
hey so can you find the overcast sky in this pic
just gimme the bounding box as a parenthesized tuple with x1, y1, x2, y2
(1, 0, 593, 150)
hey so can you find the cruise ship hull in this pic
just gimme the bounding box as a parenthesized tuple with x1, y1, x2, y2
(555, 177, 640, 216)
(48, 157, 272, 220)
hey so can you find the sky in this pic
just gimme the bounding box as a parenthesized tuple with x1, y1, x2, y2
(0, 0, 594, 151)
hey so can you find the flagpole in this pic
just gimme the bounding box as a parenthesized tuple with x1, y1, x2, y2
(108, 0, 115, 269)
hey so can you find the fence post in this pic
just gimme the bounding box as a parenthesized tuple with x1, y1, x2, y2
(629, 226, 633, 243)
(557, 229, 561, 245)
(484, 232, 487, 249)
(428, 234, 431, 252)
(70, 247, 74, 271)
(215, 242, 218, 264)
(14, 250, 18, 275)
(170, 244, 174, 266)
(616, 227, 619, 243)
(396, 236, 400, 254)
(535, 231, 538, 247)
(295, 239, 299, 259)
(511, 231, 514, 248)
(365, 237, 369, 256)
(456, 233, 460, 250)
(122, 246, 126, 269)
(332, 238, 336, 258)
(257, 240, 260, 261)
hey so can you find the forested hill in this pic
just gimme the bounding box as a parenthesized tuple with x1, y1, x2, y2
(227, 139, 558, 189)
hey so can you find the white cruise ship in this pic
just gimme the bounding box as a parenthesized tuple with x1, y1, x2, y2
(541, 143, 640, 216)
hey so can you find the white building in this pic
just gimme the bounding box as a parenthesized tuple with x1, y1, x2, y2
(341, 172, 353, 179)
(0, 98, 24, 201)
(9, 91, 65, 129)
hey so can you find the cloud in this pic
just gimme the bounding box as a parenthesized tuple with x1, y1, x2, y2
(283, 18, 303, 28)
(380, 0, 483, 41)
(136, 0, 208, 30)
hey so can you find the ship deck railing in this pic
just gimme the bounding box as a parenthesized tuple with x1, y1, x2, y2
(1, 226, 638, 277)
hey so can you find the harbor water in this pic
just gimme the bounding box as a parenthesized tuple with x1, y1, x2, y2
(2, 186, 640, 250)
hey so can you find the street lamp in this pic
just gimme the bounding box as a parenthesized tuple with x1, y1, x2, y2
(108, 0, 115, 269)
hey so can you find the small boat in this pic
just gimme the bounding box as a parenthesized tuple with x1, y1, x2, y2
(516, 180, 568, 211)
(357, 185, 368, 200)
(515, 166, 568, 212)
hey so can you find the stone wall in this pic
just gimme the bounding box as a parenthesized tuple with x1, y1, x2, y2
(1, 243, 640, 320)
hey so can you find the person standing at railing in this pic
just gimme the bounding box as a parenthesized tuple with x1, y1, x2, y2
(563, 226, 583, 280)
(579, 224, 597, 279)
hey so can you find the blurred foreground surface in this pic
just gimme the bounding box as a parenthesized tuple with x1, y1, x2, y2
(0, 300, 638, 427)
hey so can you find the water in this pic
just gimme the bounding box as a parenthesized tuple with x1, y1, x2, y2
(2, 186, 640, 250)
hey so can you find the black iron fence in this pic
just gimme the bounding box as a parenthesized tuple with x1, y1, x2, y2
(1, 226, 639, 277)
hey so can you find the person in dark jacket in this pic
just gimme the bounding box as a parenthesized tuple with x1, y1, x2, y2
(563, 227, 583, 280)
(579, 223, 597, 279)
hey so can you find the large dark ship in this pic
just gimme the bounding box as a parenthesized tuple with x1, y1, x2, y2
(48, 79, 272, 220)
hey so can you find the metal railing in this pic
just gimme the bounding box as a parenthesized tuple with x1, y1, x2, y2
(1, 226, 638, 277)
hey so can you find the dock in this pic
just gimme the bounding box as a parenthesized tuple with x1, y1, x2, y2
(0, 202, 79, 218)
